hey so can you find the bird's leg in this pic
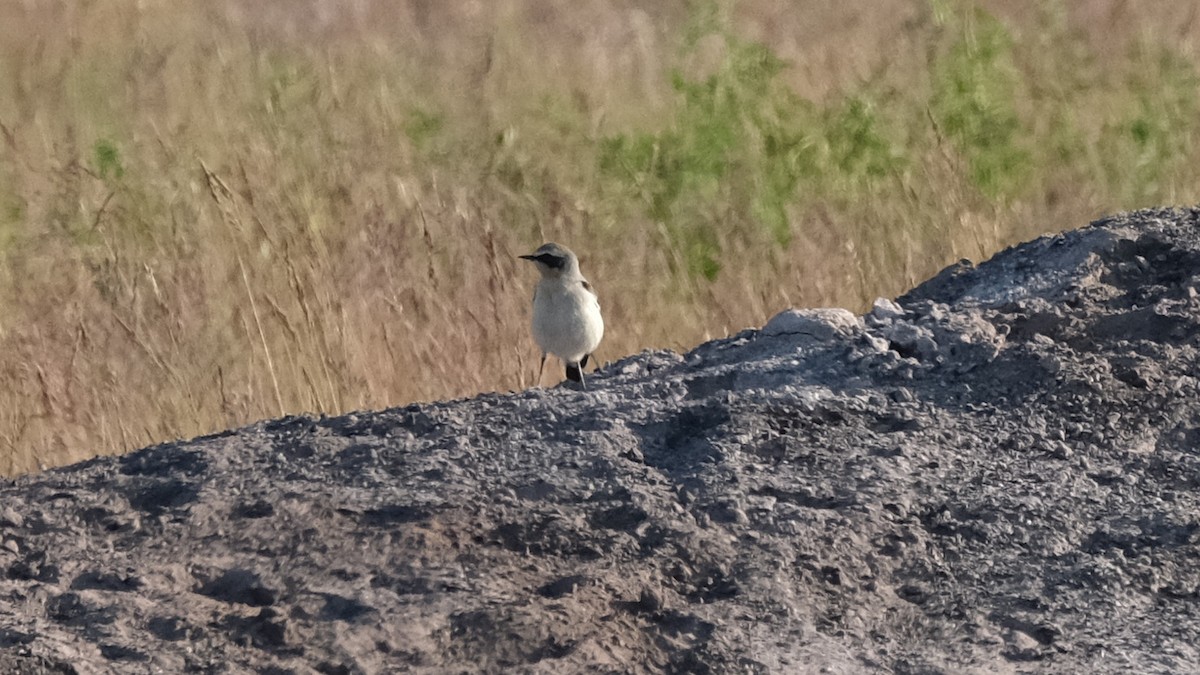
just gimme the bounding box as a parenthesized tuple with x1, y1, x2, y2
(537, 353, 546, 386)
(564, 361, 585, 388)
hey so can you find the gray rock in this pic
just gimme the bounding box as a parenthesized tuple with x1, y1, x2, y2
(0, 506, 23, 529)
(883, 321, 939, 361)
(762, 307, 863, 340)
(870, 297, 906, 321)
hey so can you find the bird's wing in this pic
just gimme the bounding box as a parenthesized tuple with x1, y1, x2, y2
(580, 279, 599, 306)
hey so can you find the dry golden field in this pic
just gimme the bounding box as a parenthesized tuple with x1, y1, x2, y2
(1, 0, 1198, 474)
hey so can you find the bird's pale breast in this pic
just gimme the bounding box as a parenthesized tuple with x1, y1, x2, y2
(531, 280, 604, 363)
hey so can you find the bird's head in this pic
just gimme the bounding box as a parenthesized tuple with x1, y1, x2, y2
(520, 242, 579, 278)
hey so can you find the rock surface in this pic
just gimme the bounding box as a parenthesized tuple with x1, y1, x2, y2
(3, 207, 1200, 673)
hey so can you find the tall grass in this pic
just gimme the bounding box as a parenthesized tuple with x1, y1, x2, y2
(1, 0, 1198, 474)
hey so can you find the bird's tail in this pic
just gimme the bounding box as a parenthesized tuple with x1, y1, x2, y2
(565, 362, 583, 383)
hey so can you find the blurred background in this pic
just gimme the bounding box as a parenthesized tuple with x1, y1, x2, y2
(1, 0, 1198, 473)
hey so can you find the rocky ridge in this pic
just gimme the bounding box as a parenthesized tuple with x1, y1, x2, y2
(2, 207, 1200, 673)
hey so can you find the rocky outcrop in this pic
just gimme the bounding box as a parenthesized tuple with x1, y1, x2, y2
(2, 207, 1200, 673)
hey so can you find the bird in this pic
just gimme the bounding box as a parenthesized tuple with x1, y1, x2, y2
(520, 242, 604, 389)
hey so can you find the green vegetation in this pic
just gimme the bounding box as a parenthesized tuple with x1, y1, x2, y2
(1, 0, 1199, 473)
(930, 4, 1029, 198)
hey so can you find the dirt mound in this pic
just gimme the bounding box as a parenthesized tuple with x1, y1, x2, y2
(2, 207, 1200, 673)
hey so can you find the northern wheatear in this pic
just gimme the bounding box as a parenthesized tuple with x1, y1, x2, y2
(520, 243, 604, 388)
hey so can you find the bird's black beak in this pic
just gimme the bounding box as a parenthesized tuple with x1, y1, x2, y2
(519, 254, 537, 261)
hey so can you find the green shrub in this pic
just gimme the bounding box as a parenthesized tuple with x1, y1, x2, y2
(600, 4, 818, 279)
(930, 2, 1029, 198)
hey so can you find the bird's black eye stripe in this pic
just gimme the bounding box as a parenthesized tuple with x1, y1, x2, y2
(538, 254, 566, 269)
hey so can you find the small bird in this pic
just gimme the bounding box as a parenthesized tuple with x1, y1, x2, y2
(520, 243, 604, 388)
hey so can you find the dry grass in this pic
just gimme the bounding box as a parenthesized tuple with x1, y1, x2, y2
(1, 0, 1198, 474)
